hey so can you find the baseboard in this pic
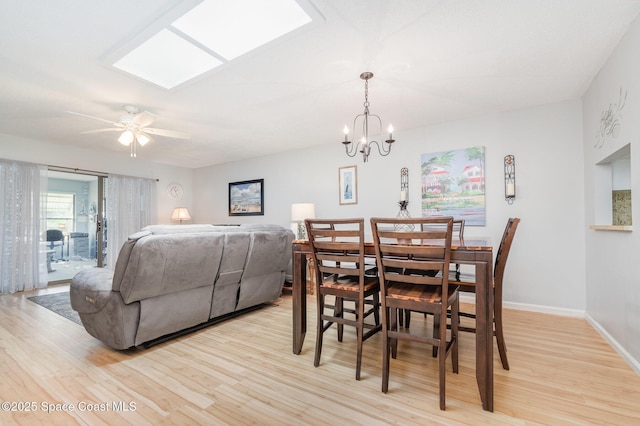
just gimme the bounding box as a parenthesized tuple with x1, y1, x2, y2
(585, 313, 640, 376)
(502, 300, 585, 318)
(458, 294, 585, 317)
(459, 294, 640, 375)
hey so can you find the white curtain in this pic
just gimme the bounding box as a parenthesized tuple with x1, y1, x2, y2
(0, 159, 48, 294)
(106, 174, 157, 269)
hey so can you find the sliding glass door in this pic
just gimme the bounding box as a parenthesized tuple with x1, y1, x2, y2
(46, 170, 107, 283)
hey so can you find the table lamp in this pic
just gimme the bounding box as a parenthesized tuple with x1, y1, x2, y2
(291, 203, 315, 239)
(171, 207, 191, 224)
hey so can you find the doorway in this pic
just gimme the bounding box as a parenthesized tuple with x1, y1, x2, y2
(46, 170, 107, 283)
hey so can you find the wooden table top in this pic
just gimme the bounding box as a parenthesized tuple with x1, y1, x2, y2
(293, 237, 492, 251)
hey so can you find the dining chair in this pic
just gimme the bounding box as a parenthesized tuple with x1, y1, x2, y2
(402, 219, 464, 329)
(305, 218, 382, 380)
(371, 216, 459, 410)
(422, 218, 465, 275)
(444, 217, 520, 370)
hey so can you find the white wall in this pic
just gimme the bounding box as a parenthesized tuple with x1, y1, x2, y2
(582, 13, 640, 370)
(193, 99, 586, 312)
(0, 133, 194, 224)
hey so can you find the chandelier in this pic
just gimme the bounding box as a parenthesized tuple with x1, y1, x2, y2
(342, 72, 395, 162)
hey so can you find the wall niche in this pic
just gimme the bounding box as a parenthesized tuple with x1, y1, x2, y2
(591, 143, 632, 231)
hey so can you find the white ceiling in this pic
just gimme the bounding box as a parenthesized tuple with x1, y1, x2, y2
(1, 0, 639, 169)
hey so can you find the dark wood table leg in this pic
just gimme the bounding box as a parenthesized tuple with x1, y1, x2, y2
(292, 246, 307, 354)
(475, 259, 494, 412)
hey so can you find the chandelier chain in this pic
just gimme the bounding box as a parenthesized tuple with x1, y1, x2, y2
(363, 78, 370, 109)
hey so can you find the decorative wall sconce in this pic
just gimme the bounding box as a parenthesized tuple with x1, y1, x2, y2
(504, 155, 516, 204)
(395, 167, 414, 230)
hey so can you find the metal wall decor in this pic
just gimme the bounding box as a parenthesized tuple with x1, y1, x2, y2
(395, 167, 414, 231)
(504, 155, 516, 204)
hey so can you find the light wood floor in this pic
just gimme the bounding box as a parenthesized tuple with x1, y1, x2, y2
(1, 285, 639, 425)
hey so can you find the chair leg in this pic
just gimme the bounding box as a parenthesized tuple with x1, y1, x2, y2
(373, 293, 380, 326)
(495, 304, 510, 370)
(390, 308, 398, 359)
(451, 298, 459, 374)
(314, 294, 325, 367)
(432, 313, 440, 358)
(382, 307, 390, 393)
(336, 297, 344, 342)
(438, 311, 447, 411)
(404, 309, 411, 328)
(355, 299, 364, 380)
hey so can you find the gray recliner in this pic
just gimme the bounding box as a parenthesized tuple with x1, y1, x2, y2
(70, 224, 294, 349)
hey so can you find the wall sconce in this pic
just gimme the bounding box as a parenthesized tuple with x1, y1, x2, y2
(291, 203, 316, 239)
(395, 167, 414, 231)
(171, 207, 191, 224)
(504, 155, 516, 204)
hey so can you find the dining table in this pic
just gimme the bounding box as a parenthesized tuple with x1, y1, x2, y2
(290, 237, 495, 412)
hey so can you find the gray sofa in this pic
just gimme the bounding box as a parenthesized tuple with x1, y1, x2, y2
(70, 224, 294, 349)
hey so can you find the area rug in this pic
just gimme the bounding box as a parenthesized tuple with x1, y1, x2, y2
(27, 292, 82, 325)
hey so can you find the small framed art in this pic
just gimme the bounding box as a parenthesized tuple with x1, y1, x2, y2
(229, 179, 264, 216)
(338, 166, 357, 205)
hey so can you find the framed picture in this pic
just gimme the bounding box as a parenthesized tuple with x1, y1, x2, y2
(229, 179, 264, 216)
(421, 146, 485, 225)
(338, 166, 357, 205)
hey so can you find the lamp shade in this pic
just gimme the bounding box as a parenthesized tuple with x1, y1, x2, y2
(291, 203, 315, 221)
(171, 207, 191, 223)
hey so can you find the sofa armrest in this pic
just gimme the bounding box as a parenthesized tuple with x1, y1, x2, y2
(70, 268, 115, 314)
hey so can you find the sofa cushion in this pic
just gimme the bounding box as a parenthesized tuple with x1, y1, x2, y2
(118, 232, 225, 304)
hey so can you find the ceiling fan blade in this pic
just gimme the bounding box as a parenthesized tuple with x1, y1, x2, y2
(65, 110, 122, 127)
(80, 128, 123, 134)
(132, 111, 156, 128)
(143, 127, 190, 139)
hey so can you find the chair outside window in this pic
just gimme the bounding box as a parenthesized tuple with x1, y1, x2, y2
(371, 216, 459, 410)
(305, 218, 382, 380)
(448, 217, 520, 370)
(46, 229, 65, 261)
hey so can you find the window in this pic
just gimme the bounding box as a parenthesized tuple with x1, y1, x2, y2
(46, 192, 75, 233)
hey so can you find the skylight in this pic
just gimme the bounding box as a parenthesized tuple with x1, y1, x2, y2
(172, 0, 312, 61)
(113, 29, 223, 90)
(112, 0, 313, 90)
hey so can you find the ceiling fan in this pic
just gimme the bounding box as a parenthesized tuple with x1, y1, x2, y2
(66, 105, 190, 157)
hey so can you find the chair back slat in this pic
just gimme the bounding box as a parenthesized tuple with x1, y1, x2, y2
(305, 218, 368, 291)
(422, 218, 465, 239)
(312, 241, 360, 251)
(371, 216, 454, 299)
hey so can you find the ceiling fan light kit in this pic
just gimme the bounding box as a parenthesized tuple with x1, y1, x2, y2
(118, 130, 134, 146)
(67, 105, 189, 158)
